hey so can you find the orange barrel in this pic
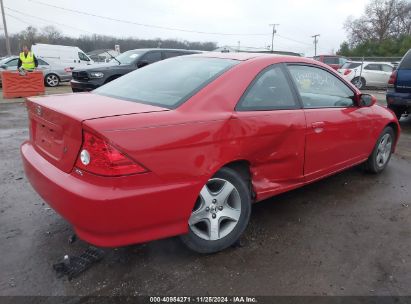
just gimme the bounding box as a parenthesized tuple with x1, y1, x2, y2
(2, 71, 45, 99)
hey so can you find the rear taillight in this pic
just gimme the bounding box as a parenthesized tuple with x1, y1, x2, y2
(388, 70, 397, 87)
(344, 69, 352, 75)
(64, 67, 73, 73)
(75, 130, 147, 176)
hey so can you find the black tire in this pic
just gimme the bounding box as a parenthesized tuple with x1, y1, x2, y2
(390, 107, 404, 121)
(351, 77, 366, 90)
(44, 73, 60, 87)
(180, 167, 251, 254)
(364, 127, 395, 174)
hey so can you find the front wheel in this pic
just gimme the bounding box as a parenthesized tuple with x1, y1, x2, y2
(45, 74, 60, 87)
(180, 167, 251, 254)
(365, 127, 395, 174)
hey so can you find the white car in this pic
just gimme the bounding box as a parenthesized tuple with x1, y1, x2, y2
(338, 61, 394, 89)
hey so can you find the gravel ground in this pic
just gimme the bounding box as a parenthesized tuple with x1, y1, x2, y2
(0, 87, 410, 296)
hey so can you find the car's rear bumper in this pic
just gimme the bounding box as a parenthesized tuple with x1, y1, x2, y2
(21, 141, 197, 247)
(70, 79, 102, 92)
(386, 90, 411, 108)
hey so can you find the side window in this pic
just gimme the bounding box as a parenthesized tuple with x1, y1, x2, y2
(163, 51, 181, 59)
(323, 57, 339, 64)
(237, 65, 298, 111)
(381, 64, 393, 72)
(141, 51, 162, 63)
(37, 59, 49, 66)
(6, 58, 18, 67)
(288, 65, 354, 108)
(364, 64, 381, 71)
(78, 52, 90, 62)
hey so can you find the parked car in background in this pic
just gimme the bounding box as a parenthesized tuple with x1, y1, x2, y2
(338, 61, 394, 89)
(313, 55, 348, 70)
(32, 43, 94, 69)
(386, 49, 411, 120)
(0, 56, 72, 87)
(22, 53, 399, 254)
(70, 48, 200, 92)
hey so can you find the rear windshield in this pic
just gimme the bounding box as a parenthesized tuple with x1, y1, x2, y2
(399, 50, 411, 70)
(341, 62, 362, 69)
(94, 57, 239, 108)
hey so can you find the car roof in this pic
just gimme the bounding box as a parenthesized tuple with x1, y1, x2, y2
(125, 48, 201, 53)
(316, 55, 346, 58)
(344, 61, 393, 65)
(190, 52, 319, 66)
(191, 52, 286, 61)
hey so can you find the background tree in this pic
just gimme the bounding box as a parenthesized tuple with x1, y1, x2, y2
(339, 0, 411, 57)
(41, 26, 63, 44)
(0, 26, 218, 56)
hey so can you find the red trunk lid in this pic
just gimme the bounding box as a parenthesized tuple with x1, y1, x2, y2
(26, 93, 169, 173)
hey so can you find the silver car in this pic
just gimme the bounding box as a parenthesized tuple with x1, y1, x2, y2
(0, 56, 72, 87)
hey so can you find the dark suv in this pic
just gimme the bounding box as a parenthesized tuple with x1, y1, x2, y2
(71, 48, 200, 92)
(386, 49, 411, 120)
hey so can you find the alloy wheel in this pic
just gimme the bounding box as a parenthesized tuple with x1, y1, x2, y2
(353, 78, 363, 89)
(376, 133, 392, 168)
(46, 74, 59, 87)
(189, 178, 242, 241)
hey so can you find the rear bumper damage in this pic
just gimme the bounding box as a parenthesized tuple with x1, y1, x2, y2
(21, 141, 196, 247)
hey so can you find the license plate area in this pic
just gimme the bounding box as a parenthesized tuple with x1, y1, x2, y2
(32, 115, 64, 161)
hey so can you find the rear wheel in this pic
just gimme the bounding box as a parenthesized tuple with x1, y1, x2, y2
(365, 127, 394, 174)
(45, 74, 60, 87)
(351, 77, 366, 90)
(180, 167, 251, 254)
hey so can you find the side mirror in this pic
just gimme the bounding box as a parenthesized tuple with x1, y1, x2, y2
(358, 94, 377, 107)
(137, 60, 149, 68)
(0, 64, 7, 69)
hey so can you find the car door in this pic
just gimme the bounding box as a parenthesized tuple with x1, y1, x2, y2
(287, 64, 374, 181)
(77, 52, 92, 66)
(5, 58, 19, 70)
(234, 64, 306, 193)
(36, 58, 50, 73)
(362, 63, 382, 86)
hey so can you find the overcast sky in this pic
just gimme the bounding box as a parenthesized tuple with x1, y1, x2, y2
(4, 0, 368, 56)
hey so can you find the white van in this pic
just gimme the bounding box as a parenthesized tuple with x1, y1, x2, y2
(32, 44, 94, 68)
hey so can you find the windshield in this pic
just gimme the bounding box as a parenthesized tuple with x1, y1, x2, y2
(94, 57, 239, 108)
(341, 62, 362, 69)
(111, 50, 145, 64)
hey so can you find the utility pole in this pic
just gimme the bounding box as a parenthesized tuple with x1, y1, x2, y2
(269, 24, 279, 53)
(312, 34, 320, 57)
(0, 0, 11, 56)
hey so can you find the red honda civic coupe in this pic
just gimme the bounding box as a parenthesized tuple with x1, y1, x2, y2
(21, 53, 400, 253)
